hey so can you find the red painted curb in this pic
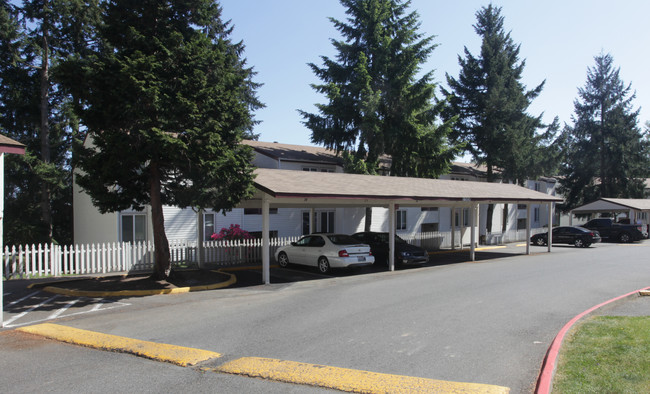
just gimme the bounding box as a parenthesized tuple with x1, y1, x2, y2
(535, 286, 650, 394)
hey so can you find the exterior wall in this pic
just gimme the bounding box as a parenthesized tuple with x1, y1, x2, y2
(73, 171, 120, 245)
(163, 206, 196, 240)
(251, 153, 279, 169)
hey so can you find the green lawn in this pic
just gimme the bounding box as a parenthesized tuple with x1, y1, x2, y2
(552, 316, 650, 393)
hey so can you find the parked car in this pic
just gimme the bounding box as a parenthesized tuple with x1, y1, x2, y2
(530, 226, 601, 248)
(351, 232, 429, 266)
(275, 233, 374, 274)
(582, 218, 644, 243)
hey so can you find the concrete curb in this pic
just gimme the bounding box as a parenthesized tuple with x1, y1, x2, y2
(216, 356, 510, 393)
(17, 323, 221, 366)
(535, 286, 650, 394)
(18, 322, 510, 393)
(30, 269, 237, 298)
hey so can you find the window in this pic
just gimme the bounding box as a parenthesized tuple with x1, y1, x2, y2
(455, 208, 470, 227)
(204, 213, 215, 241)
(421, 223, 439, 232)
(244, 208, 278, 215)
(396, 210, 407, 230)
(302, 166, 334, 173)
(518, 204, 527, 210)
(121, 214, 147, 243)
(517, 218, 527, 230)
(319, 211, 335, 233)
(533, 207, 540, 223)
(421, 207, 438, 212)
(302, 212, 311, 235)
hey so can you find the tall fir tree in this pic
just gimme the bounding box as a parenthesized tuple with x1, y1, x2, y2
(74, 0, 263, 279)
(443, 4, 559, 233)
(559, 53, 649, 210)
(300, 0, 460, 230)
(0, 0, 99, 245)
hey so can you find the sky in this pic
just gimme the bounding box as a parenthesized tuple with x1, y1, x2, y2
(220, 0, 650, 152)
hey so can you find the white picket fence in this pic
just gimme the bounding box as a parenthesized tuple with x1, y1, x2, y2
(2, 236, 299, 280)
(2, 229, 541, 280)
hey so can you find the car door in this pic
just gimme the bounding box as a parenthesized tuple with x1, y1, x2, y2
(554, 227, 570, 244)
(306, 235, 326, 266)
(291, 235, 314, 265)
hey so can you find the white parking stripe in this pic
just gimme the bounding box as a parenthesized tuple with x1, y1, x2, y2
(48, 298, 80, 320)
(4, 299, 131, 328)
(5, 291, 41, 307)
(90, 300, 105, 312)
(3, 295, 59, 326)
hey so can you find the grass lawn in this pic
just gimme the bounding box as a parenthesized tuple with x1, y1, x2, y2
(552, 316, 650, 393)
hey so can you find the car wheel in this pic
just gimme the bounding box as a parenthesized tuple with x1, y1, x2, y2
(317, 257, 330, 274)
(535, 237, 546, 246)
(618, 232, 631, 243)
(277, 252, 289, 268)
(574, 238, 584, 248)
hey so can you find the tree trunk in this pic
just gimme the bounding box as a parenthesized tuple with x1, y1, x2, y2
(364, 207, 372, 232)
(150, 162, 171, 280)
(40, 5, 53, 242)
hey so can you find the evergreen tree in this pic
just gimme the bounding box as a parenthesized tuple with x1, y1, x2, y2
(0, 0, 98, 245)
(74, 0, 263, 279)
(559, 53, 649, 210)
(300, 0, 460, 230)
(443, 4, 559, 233)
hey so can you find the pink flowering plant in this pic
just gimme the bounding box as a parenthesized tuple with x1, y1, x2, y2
(211, 224, 254, 241)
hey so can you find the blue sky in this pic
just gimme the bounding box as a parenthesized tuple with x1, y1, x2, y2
(220, 0, 649, 151)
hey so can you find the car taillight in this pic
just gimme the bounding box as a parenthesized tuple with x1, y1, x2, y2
(339, 250, 349, 257)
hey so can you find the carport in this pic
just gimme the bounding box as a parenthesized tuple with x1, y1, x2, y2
(246, 168, 563, 284)
(570, 198, 650, 222)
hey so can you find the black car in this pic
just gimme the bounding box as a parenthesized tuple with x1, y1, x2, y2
(351, 232, 429, 266)
(530, 226, 601, 248)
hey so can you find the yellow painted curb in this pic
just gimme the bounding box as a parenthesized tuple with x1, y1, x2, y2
(216, 357, 510, 394)
(34, 270, 236, 298)
(17, 323, 221, 366)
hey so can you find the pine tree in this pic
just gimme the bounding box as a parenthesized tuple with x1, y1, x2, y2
(300, 0, 460, 230)
(443, 4, 559, 233)
(0, 0, 99, 245)
(559, 53, 649, 210)
(74, 0, 263, 279)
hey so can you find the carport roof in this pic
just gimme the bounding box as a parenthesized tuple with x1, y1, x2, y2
(252, 168, 562, 206)
(571, 198, 650, 214)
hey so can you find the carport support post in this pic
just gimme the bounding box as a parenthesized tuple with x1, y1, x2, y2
(547, 202, 553, 253)
(451, 206, 456, 250)
(262, 196, 271, 284)
(470, 203, 477, 261)
(388, 202, 396, 271)
(526, 203, 531, 255)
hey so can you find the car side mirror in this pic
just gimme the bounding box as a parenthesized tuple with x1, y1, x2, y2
(291, 242, 297, 246)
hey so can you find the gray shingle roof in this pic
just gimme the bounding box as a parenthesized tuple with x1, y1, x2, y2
(253, 168, 561, 204)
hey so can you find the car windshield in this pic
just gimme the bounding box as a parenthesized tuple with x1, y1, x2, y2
(327, 234, 362, 245)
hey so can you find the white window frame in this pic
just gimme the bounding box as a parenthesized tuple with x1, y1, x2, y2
(120, 213, 147, 244)
(396, 210, 407, 230)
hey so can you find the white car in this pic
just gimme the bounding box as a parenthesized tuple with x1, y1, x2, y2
(275, 234, 375, 274)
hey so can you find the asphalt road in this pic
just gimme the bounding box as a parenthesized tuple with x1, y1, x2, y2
(2, 241, 649, 393)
